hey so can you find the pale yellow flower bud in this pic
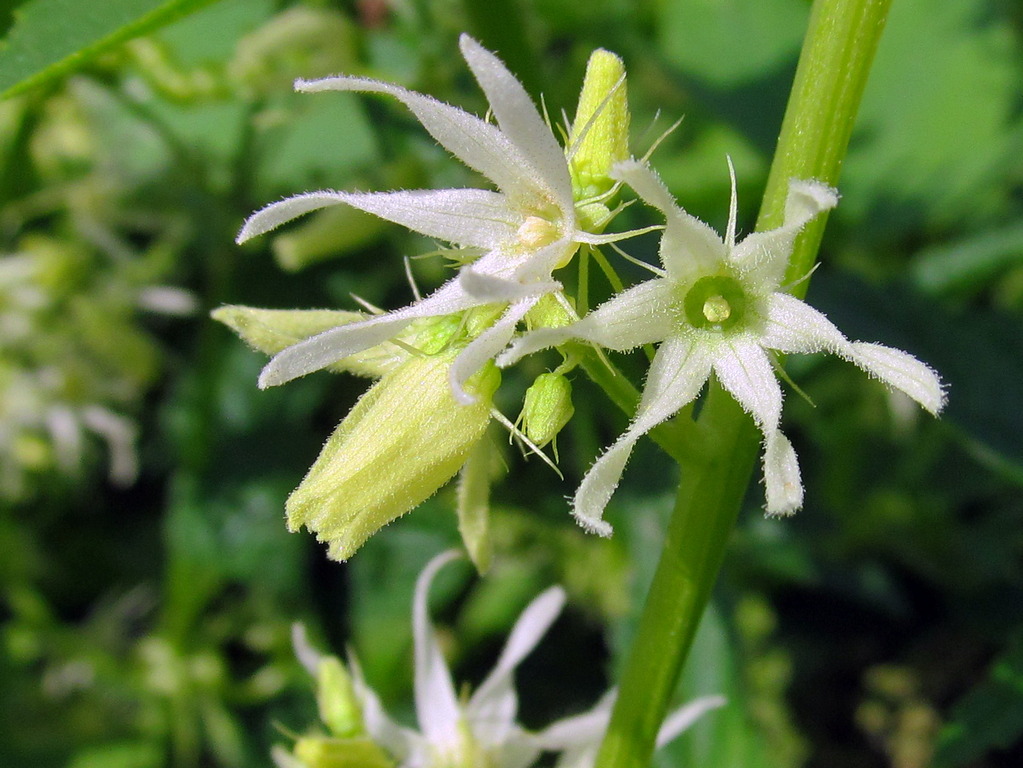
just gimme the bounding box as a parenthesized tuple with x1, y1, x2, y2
(569, 49, 630, 201)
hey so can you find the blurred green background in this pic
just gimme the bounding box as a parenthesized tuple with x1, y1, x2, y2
(1, 0, 1021, 766)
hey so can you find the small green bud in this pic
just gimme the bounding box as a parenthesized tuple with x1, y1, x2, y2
(521, 373, 574, 448)
(316, 658, 362, 738)
(286, 355, 500, 561)
(525, 293, 574, 330)
(292, 736, 394, 768)
(568, 49, 630, 202)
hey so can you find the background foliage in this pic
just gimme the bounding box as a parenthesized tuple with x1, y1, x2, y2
(1, 0, 1021, 766)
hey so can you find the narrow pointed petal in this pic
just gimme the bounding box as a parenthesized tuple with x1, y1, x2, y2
(849, 342, 946, 415)
(297, 75, 545, 204)
(469, 586, 567, 742)
(612, 160, 724, 281)
(449, 299, 534, 404)
(760, 292, 852, 355)
(731, 179, 838, 290)
(655, 695, 727, 748)
(349, 655, 419, 760)
(498, 279, 675, 367)
(259, 278, 479, 388)
(762, 294, 946, 415)
(459, 266, 560, 303)
(413, 551, 462, 745)
(573, 337, 712, 535)
(237, 191, 348, 243)
(511, 238, 578, 285)
(712, 340, 783, 434)
(459, 35, 574, 213)
(762, 430, 803, 515)
(290, 623, 322, 676)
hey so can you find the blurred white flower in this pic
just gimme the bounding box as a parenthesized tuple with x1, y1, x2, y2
(289, 550, 723, 768)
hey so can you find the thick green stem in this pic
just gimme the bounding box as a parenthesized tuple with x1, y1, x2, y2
(592, 2, 892, 767)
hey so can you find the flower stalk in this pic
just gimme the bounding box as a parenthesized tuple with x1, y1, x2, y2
(592, 1, 894, 766)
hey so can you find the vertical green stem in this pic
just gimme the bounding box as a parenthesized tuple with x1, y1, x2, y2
(592, 2, 892, 767)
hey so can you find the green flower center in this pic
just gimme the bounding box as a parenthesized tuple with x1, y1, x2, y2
(681, 275, 747, 331)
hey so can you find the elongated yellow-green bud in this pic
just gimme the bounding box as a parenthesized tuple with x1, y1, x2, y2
(291, 736, 394, 768)
(568, 49, 630, 202)
(521, 373, 574, 448)
(286, 355, 500, 561)
(316, 657, 362, 739)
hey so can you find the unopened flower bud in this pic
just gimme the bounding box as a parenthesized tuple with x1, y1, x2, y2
(292, 736, 394, 768)
(521, 373, 574, 448)
(569, 49, 630, 201)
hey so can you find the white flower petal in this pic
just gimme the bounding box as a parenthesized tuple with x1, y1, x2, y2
(763, 430, 803, 515)
(612, 161, 724, 281)
(459, 35, 574, 214)
(240, 188, 520, 248)
(459, 266, 560, 303)
(712, 340, 782, 434)
(730, 179, 837, 290)
(469, 586, 566, 744)
(498, 279, 675, 367)
(449, 299, 534, 405)
(413, 551, 463, 746)
(236, 191, 348, 243)
(290, 623, 321, 676)
(297, 74, 545, 205)
(760, 292, 853, 355)
(655, 695, 727, 748)
(535, 691, 615, 751)
(258, 277, 479, 388)
(848, 342, 946, 415)
(512, 238, 579, 284)
(573, 337, 712, 535)
(349, 654, 419, 760)
(762, 294, 946, 415)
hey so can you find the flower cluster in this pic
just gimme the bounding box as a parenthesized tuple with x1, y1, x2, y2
(274, 551, 723, 768)
(218, 35, 945, 558)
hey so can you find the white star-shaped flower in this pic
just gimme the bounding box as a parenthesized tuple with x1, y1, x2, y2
(238, 35, 624, 404)
(500, 160, 946, 535)
(289, 550, 723, 768)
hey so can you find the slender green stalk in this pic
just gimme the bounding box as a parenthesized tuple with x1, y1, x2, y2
(592, 2, 892, 766)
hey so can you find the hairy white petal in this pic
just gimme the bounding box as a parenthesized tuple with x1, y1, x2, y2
(731, 179, 838, 290)
(297, 75, 544, 203)
(459, 35, 574, 214)
(712, 340, 783, 434)
(290, 623, 321, 677)
(848, 342, 946, 415)
(449, 299, 534, 404)
(497, 326, 575, 368)
(413, 551, 463, 745)
(567, 279, 677, 351)
(259, 277, 478, 388)
(612, 161, 724, 281)
(762, 430, 803, 516)
(236, 191, 347, 243)
(760, 292, 853, 355)
(459, 267, 560, 302)
(511, 238, 579, 285)
(469, 587, 566, 744)
(573, 337, 712, 535)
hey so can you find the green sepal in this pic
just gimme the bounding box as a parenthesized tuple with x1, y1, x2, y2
(286, 355, 500, 561)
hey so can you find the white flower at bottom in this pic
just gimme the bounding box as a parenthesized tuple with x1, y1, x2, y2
(301, 551, 723, 768)
(499, 160, 946, 536)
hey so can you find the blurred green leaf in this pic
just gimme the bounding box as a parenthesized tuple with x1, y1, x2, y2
(935, 637, 1023, 766)
(911, 222, 1023, 297)
(841, 0, 1023, 233)
(657, 0, 807, 87)
(0, 0, 222, 99)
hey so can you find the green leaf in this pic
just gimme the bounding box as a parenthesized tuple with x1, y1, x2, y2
(0, 0, 222, 99)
